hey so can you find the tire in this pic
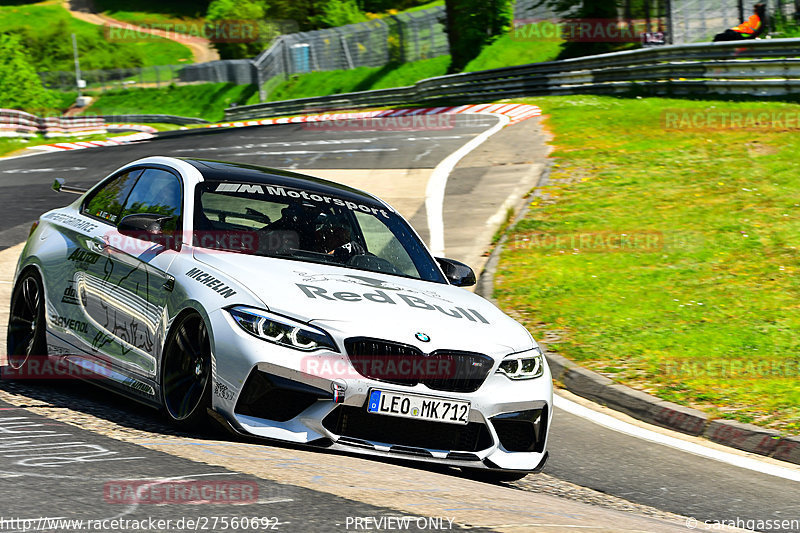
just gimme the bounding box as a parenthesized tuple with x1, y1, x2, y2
(161, 313, 212, 428)
(462, 468, 530, 483)
(6, 269, 47, 372)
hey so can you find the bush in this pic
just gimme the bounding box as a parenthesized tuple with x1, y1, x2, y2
(14, 20, 145, 71)
(0, 34, 57, 113)
(311, 0, 367, 28)
(206, 0, 270, 59)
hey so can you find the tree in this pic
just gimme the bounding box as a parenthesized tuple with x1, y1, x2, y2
(536, 0, 625, 58)
(0, 33, 57, 113)
(538, 0, 618, 18)
(444, 0, 514, 73)
(310, 0, 367, 28)
(206, 0, 270, 59)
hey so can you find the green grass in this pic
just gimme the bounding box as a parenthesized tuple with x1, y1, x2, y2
(0, 119, 189, 158)
(0, 2, 192, 71)
(256, 32, 564, 102)
(116, 122, 184, 131)
(260, 56, 451, 102)
(49, 91, 80, 113)
(128, 38, 192, 67)
(464, 31, 564, 72)
(0, 129, 137, 158)
(393, 0, 444, 13)
(494, 95, 800, 433)
(0, 138, 42, 158)
(83, 83, 257, 121)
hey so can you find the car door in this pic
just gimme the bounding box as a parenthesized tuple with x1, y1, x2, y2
(79, 167, 183, 382)
(48, 168, 142, 358)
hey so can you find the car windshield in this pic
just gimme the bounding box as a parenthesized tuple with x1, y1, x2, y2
(194, 181, 445, 283)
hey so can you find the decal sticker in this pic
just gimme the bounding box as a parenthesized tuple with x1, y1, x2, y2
(92, 331, 114, 353)
(213, 381, 235, 401)
(294, 272, 452, 303)
(46, 344, 72, 356)
(50, 314, 89, 333)
(68, 248, 100, 269)
(214, 183, 390, 219)
(295, 283, 490, 324)
(185, 268, 237, 298)
(43, 212, 98, 232)
(331, 380, 347, 403)
(62, 281, 82, 306)
(93, 210, 117, 223)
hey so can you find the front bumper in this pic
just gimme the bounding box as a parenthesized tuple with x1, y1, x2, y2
(208, 309, 553, 473)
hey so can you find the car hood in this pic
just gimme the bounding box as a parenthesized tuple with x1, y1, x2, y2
(194, 250, 534, 355)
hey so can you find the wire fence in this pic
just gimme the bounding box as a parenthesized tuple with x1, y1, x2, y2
(40, 64, 188, 92)
(244, 4, 450, 96)
(670, 0, 799, 43)
(38, 1, 800, 94)
(516, 0, 799, 44)
(41, 6, 452, 92)
(226, 38, 800, 121)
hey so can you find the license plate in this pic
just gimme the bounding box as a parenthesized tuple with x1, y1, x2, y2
(366, 389, 470, 425)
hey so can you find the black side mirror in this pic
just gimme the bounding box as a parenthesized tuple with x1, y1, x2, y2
(118, 214, 178, 250)
(118, 214, 171, 236)
(436, 257, 476, 287)
(52, 178, 88, 195)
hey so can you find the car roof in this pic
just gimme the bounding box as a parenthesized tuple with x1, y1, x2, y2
(181, 158, 385, 207)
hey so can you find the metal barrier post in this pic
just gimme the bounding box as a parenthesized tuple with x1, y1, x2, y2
(340, 33, 355, 69)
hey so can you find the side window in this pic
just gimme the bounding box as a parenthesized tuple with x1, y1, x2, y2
(81, 169, 142, 224)
(120, 168, 183, 232)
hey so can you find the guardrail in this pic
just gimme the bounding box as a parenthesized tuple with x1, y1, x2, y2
(0, 109, 106, 138)
(225, 38, 800, 120)
(0, 110, 39, 137)
(94, 114, 209, 125)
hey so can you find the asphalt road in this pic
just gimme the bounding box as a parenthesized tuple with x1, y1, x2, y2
(547, 408, 799, 527)
(0, 118, 798, 532)
(0, 397, 488, 533)
(0, 117, 497, 251)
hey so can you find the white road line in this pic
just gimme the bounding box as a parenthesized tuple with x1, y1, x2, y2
(554, 394, 800, 483)
(425, 113, 510, 256)
(1, 167, 86, 174)
(228, 148, 398, 157)
(173, 139, 380, 152)
(172, 136, 466, 154)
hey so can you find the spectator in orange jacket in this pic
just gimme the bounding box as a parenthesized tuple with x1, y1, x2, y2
(714, 3, 767, 41)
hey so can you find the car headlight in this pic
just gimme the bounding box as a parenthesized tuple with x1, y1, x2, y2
(228, 306, 337, 352)
(497, 347, 544, 380)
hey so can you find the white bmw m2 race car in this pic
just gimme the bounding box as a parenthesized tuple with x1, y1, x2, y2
(6, 157, 552, 480)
